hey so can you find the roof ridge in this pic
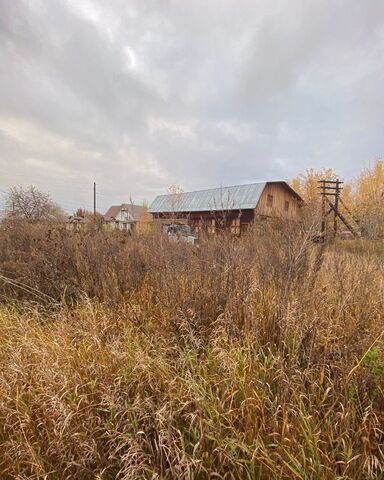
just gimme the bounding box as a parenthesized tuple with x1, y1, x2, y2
(153, 181, 270, 198)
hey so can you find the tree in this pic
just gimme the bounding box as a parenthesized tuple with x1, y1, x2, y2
(354, 159, 384, 237)
(290, 168, 339, 229)
(137, 201, 153, 234)
(167, 185, 184, 223)
(291, 168, 338, 206)
(5, 185, 64, 222)
(291, 162, 384, 238)
(75, 208, 86, 217)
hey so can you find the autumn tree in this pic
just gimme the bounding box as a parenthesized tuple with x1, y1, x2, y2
(354, 159, 384, 237)
(291, 168, 339, 230)
(292, 161, 384, 238)
(5, 185, 64, 222)
(136, 201, 153, 234)
(291, 168, 338, 206)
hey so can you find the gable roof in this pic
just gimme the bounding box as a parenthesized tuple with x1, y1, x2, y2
(149, 181, 302, 214)
(104, 205, 121, 220)
(104, 204, 146, 222)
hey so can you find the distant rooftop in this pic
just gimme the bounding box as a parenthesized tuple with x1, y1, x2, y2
(104, 203, 146, 221)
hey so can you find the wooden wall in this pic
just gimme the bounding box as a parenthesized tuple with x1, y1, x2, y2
(152, 209, 255, 236)
(256, 183, 302, 220)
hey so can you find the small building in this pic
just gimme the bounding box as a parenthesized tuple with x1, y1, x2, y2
(149, 181, 303, 235)
(104, 203, 147, 233)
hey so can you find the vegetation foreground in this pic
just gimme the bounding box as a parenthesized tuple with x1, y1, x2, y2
(0, 222, 383, 479)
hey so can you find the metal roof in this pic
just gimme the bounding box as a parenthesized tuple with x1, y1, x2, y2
(149, 182, 267, 213)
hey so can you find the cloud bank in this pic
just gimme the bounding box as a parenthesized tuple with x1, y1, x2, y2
(0, 0, 383, 212)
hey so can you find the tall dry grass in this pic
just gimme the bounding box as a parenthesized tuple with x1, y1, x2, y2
(0, 220, 383, 479)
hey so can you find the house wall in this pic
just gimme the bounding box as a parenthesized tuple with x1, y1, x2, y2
(255, 183, 302, 220)
(115, 210, 134, 222)
(105, 220, 136, 232)
(152, 209, 255, 235)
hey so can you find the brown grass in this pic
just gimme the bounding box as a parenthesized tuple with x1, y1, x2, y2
(0, 221, 383, 479)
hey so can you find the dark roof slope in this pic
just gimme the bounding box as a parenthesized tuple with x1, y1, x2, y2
(104, 205, 121, 220)
(104, 204, 146, 221)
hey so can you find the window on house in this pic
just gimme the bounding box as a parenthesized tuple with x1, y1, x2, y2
(267, 194, 274, 207)
(284, 200, 290, 212)
(209, 218, 216, 235)
(193, 219, 203, 234)
(231, 217, 240, 235)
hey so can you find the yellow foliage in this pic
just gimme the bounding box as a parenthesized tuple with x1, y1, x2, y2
(291, 160, 383, 237)
(355, 159, 384, 206)
(136, 208, 154, 234)
(291, 168, 338, 206)
(341, 182, 354, 211)
(354, 159, 384, 237)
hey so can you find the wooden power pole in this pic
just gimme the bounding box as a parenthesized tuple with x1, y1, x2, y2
(318, 179, 358, 239)
(93, 182, 96, 217)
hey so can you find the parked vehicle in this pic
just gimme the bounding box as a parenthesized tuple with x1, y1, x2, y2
(162, 223, 198, 245)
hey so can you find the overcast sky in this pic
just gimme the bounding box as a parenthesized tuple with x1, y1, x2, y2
(0, 0, 383, 212)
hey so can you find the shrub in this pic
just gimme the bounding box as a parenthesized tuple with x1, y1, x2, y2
(0, 222, 382, 478)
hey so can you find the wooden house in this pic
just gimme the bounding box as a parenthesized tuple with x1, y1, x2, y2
(104, 204, 147, 233)
(149, 181, 303, 235)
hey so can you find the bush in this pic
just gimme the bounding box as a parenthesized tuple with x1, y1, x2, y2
(0, 221, 383, 478)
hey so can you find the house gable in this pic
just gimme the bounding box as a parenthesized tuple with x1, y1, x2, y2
(255, 182, 302, 220)
(104, 204, 146, 223)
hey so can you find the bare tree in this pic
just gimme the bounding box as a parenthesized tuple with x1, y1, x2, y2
(5, 185, 64, 221)
(74, 208, 86, 218)
(167, 185, 184, 223)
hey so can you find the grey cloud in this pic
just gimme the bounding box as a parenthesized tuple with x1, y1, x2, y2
(0, 0, 383, 212)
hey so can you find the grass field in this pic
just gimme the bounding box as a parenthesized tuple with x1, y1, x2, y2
(0, 222, 383, 479)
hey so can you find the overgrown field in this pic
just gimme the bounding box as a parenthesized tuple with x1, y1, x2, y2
(0, 222, 383, 479)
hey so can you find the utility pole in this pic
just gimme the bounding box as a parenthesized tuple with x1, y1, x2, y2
(93, 182, 96, 217)
(318, 178, 358, 239)
(319, 180, 326, 237)
(334, 179, 340, 237)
